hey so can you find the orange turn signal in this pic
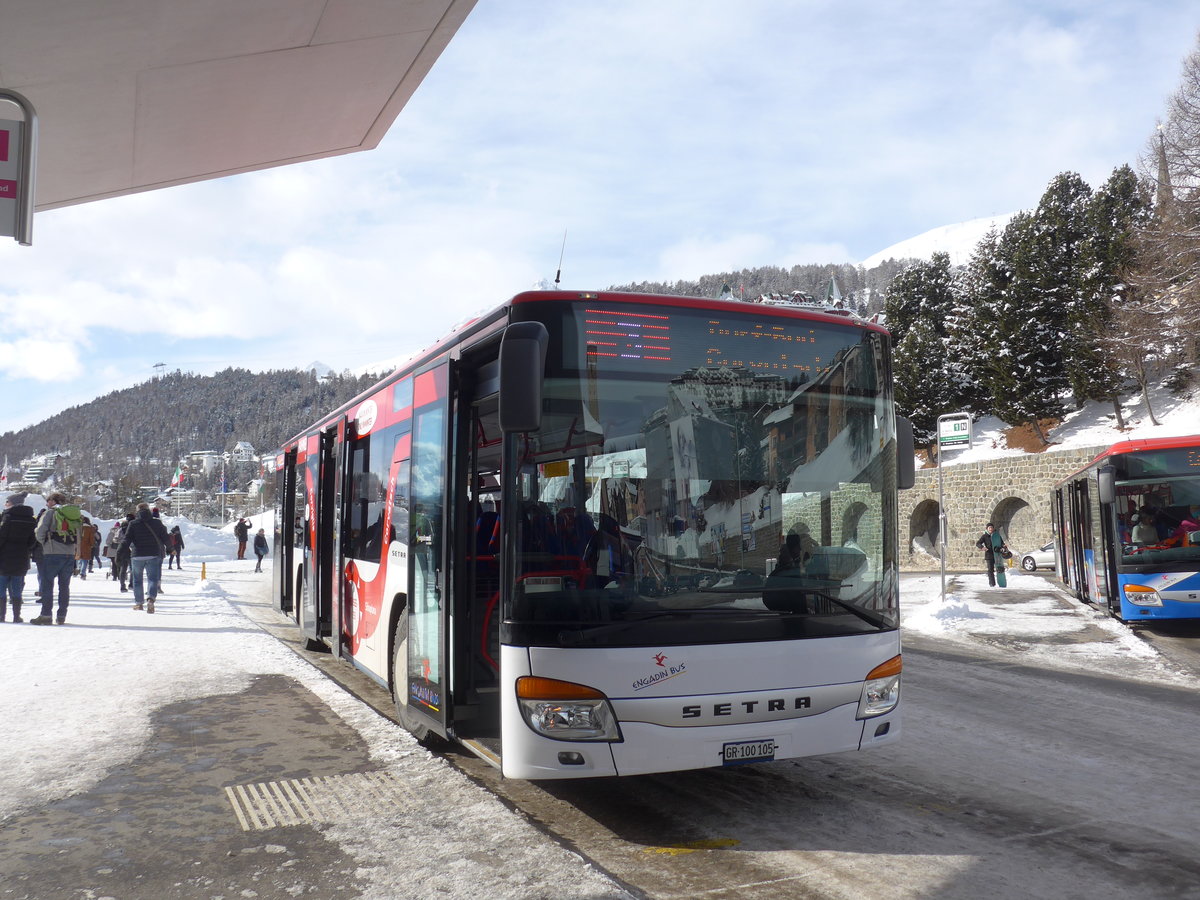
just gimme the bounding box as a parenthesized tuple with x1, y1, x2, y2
(866, 655, 902, 680)
(516, 676, 606, 701)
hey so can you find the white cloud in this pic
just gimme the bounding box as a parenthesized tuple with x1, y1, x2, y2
(0, 338, 82, 381)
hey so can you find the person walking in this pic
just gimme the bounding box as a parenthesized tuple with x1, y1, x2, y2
(234, 517, 250, 560)
(0, 492, 37, 623)
(167, 525, 185, 569)
(102, 519, 121, 578)
(975, 522, 1010, 588)
(89, 521, 102, 573)
(119, 503, 169, 614)
(75, 514, 97, 580)
(32, 491, 81, 625)
(253, 528, 269, 573)
(111, 514, 135, 590)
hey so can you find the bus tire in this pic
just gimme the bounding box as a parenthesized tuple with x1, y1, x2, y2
(391, 616, 441, 746)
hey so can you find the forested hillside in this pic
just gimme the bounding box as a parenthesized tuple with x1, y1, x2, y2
(0, 367, 381, 484)
(611, 260, 911, 313)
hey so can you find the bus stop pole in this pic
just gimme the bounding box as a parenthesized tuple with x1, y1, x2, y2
(939, 449, 946, 602)
(935, 412, 971, 603)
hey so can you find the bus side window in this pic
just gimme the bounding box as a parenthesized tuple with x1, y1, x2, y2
(393, 459, 411, 544)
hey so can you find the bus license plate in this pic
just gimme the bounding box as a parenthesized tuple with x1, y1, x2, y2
(722, 739, 776, 765)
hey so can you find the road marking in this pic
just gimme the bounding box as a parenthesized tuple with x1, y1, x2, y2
(643, 837, 741, 855)
(224, 771, 412, 831)
(656, 871, 816, 898)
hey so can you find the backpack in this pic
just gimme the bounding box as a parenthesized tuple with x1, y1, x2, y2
(50, 504, 83, 544)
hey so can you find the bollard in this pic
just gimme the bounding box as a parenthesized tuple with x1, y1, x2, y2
(201, 562, 207, 580)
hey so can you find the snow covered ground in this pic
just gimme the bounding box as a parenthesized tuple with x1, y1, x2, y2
(3, 367, 1198, 897)
(2, 498, 1197, 897)
(900, 571, 1196, 688)
(0, 511, 627, 899)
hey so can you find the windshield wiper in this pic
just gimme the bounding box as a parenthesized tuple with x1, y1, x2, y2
(800, 589, 892, 629)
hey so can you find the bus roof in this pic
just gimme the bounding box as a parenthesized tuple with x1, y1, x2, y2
(510, 290, 892, 336)
(1054, 433, 1200, 485)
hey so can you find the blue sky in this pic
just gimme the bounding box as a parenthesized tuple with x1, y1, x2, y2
(1, 1, 1198, 434)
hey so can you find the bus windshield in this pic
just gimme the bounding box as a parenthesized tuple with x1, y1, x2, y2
(1115, 474, 1200, 568)
(506, 302, 899, 646)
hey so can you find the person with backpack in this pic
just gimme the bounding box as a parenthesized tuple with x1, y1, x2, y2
(31, 491, 81, 625)
(167, 525, 185, 569)
(0, 492, 38, 623)
(118, 502, 169, 613)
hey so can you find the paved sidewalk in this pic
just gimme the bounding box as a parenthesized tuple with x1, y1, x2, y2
(0, 563, 630, 900)
(0, 674, 383, 900)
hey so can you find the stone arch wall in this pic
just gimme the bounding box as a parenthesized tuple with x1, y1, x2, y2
(908, 498, 942, 559)
(899, 445, 1105, 571)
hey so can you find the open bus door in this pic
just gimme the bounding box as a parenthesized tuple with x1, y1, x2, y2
(1051, 486, 1070, 591)
(275, 448, 299, 616)
(1068, 478, 1092, 603)
(298, 421, 348, 655)
(399, 365, 451, 739)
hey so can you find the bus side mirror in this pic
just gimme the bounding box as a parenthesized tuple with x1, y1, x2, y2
(499, 321, 549, 433)
(1098, 466, 1115, 504)
(896, 416, 915, 490)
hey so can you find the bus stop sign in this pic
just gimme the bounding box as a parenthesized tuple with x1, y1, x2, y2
(0, 89, 38, 246)
(937, 413, 972, 450)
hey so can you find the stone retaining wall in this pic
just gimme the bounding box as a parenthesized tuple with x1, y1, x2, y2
(899, 445, 1107, 571)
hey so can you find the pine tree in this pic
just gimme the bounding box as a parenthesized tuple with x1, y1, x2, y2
(964, 210, 1068, 444)
(893, 318, 960, 453)
(882, 252, 959, 346)
(1073, 165, 1153, 427)
(883, 252, 971, 451)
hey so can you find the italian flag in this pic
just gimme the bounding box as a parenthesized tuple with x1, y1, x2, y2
(170, 465, 183, 487)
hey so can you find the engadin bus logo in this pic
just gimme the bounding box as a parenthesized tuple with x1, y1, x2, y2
(355, 399, 379, 436)
(632, 652, 687, 691)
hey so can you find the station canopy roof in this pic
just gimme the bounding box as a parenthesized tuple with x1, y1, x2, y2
(0, 0, 477, 211)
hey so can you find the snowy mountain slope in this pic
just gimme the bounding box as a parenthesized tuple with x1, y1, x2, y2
(860, 213, 1016, 269)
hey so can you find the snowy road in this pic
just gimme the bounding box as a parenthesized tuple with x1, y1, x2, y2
(6, 522, 1197, 899)
(259, 571, 1200, 899)
(457, 638, 1200, 900)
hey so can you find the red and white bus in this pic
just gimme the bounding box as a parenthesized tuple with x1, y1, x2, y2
(271, 290, 914, 779)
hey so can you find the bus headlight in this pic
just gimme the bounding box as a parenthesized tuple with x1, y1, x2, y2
(516, 677, 621, 741)
(1123, 584, 1163, 606)
(857, 655, 901, 719)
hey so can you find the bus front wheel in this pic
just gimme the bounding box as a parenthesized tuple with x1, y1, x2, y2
(391, 617, 440, 745)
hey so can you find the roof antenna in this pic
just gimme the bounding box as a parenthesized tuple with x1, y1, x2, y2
(554, 229, 567, 288)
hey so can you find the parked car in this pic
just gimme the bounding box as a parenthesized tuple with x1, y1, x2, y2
(1020, 541, 1056, 572)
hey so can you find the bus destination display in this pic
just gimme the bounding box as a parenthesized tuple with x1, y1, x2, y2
(581, 307, 840, 375)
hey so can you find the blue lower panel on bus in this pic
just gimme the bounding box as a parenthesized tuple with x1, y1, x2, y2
(1118, 571, 1200, 620)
